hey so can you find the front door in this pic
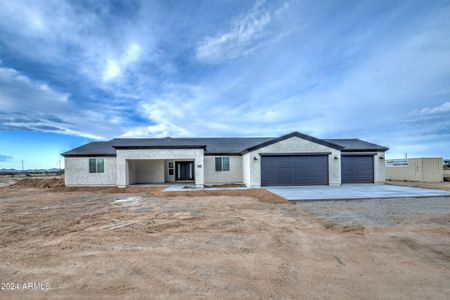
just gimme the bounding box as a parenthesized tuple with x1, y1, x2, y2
(175, 161, 195, 181)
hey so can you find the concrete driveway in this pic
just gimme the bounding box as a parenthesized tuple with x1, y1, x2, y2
(266, 184, 450, 201)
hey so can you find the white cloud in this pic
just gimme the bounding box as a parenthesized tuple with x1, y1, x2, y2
(121, 83, 321, 138)
(120, 124, 170, 138)
(102, 43, 143, 81)
(103, 60, 121, 81)
(196, 1, 290, 63)
(0, 66, 125, 140)
(0, 1, 150, 89)
(419, 101, 450, 115)
(0, 67, 70, 111)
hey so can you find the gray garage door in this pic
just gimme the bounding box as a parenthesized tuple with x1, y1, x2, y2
(341, 155, 374, 183)
(261, 155, 328, 186)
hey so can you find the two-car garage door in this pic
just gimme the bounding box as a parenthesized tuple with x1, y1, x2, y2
(261, 154, 375, 186)
(261, 155, 328, 186)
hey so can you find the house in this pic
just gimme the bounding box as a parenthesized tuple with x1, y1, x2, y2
(62, 131, 388, 188)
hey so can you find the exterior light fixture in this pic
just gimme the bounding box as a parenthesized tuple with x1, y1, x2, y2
(253, 156, 258, 161)
(379, 156, 385, 160)
(334, 156, 339, 160)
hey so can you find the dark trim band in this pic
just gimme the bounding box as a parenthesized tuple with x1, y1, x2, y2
(341, 149, 388, 152)
(204, 153, 242, 156)
(113, 145, 206, 150)
(62, 154, 117, 157)
(259, 152, 331, 156)
(341, 152, 377, 156)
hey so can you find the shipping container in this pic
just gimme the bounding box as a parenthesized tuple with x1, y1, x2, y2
(385, 157, 443, 183)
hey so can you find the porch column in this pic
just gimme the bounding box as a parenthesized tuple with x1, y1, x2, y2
(117, 157, 128, 188)
(194, 156, 204, 187)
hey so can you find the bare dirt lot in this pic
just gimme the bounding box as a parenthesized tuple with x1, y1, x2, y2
(1, 180, 450, 299)
(386, 179, 450, 191)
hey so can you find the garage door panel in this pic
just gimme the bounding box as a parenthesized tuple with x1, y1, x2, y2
(261, 155, 328, 186)
(341, 155, 374, 183)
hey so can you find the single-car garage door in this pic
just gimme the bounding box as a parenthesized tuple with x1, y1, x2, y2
(261, 155, 329, 186)
(341, 155, 374, 183)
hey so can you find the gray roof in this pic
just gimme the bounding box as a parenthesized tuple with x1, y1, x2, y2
(62, 133, 388, 157)
(62, 140, 117, 157)
(111, 137, 273, 153)
(324, 139, 389, 151)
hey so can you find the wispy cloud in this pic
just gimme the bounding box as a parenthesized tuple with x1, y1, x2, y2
(418, 101, 450, 115)
(103, 43, 143, 81)
(196, 1, 291, 63)
(0, 67, 108, 139)
(0, 154, 13, 162)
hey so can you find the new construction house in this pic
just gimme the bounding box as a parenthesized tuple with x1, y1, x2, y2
(62, 131, 388, 188)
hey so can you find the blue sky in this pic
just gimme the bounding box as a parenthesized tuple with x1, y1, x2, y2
(0, 0, 449, 169)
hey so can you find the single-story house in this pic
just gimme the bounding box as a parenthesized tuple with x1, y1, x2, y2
(62, 131, 388, 188)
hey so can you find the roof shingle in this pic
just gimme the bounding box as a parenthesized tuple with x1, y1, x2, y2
(62, 134, 388, 157)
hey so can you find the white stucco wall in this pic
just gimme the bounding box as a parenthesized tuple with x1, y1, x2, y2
(244, 136, 342, 187)
(116, 149, 204, 187)
(164, 160, 175, 183)
(128, 160, 165, 184)
(242, 153, 251, 186)
(64, 157, 117, 186)
(374, 152, 386, 183)
(203, 155, 243, 185)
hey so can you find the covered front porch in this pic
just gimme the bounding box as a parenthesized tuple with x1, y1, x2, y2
(115, 148, 204, 188)
(127, 159, 196, 185)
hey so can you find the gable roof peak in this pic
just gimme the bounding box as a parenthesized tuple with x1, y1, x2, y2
(241, 131, 345, 153)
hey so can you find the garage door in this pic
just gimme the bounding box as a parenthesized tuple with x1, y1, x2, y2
(341, 155, 374, 183)
(261, 155, 328, 186)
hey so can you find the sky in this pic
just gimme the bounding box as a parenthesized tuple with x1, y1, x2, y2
(0, 0, 450, 169)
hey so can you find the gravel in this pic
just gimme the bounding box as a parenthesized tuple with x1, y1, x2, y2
(298, 197, 450, 227)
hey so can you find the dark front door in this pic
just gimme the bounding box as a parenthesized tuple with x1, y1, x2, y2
(175, 161, 195, 181)
(261, 155, 329, 186)
(341, 155, 374, 183)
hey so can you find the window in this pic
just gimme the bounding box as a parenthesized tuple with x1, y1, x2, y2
(168, 161, 174, 176)
(215, 157, 230, 171)
(89, 158, 104, 173)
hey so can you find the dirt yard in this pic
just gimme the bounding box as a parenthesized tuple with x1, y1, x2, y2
(1, 180, 450, 299)
(387, 179, 450, 191)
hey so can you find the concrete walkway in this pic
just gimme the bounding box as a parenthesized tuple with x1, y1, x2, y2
(164, 184, 253, 192)
(266, 184, 450, 201)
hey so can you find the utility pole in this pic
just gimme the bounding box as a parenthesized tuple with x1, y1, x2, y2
(21, 160, 24, 172)
(59, 159, 61, 170)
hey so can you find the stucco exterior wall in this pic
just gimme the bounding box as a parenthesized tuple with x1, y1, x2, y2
(164, 159, 175, 183)
(203, 155, 243, 185)
(374, 152, 386, 183)
(64, 157, 117, 186)
(128, 160, 165, 184)
(244, 136, 341, 187)
(242, 153, 251, 186)
(116, 149, 204, 187)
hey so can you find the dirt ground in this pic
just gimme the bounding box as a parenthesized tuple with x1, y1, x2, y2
(386, 179, 450, 191)
(1, 180, 450, 299)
